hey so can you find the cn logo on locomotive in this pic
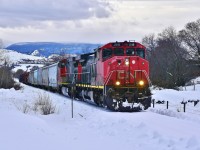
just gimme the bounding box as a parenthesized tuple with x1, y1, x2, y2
(117, 71, 129, 79)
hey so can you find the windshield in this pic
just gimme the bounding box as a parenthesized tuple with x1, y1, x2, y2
(126, 48, 135, 56)
(136, 48, 145, 58)
(114, 48, 124, 56)
(102, 48, 112, 60)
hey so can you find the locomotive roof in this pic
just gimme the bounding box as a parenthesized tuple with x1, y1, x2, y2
(96, 41, 146, 51)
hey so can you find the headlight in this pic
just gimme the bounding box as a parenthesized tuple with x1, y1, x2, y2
(116, 81, 120, 86)
(125, 58, 129, 66)
(138, 80, 144, 86)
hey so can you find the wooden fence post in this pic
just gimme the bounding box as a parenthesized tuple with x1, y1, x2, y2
(183, 103, 186, 112)
(181, 101, 187, 112)
(167, 101, 169, 109)
(152, 99, 155, 108)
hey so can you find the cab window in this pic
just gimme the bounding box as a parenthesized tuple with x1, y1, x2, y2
(126, 48, 135, 56)
(102, 48, 112, 60)
(114, 48, 124, 56)
(136, 48, 145, 58)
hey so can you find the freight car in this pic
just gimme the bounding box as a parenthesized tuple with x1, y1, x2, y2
(21, 41, 152, 112)
(27, 63, 59, 90)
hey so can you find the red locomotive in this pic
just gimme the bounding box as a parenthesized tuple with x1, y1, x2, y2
(22, 41, 152, 111)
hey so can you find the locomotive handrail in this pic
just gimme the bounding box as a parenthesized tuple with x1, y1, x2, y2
(103, 71, 113, 96)
(61, 72, 90, 75)
(60, 72, 103, 87)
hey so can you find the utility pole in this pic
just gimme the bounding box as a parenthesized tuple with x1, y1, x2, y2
(71, 74, 76, 118)
(72, 98, 73, 118)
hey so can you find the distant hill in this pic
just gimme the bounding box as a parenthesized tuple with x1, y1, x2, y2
(6, 42, 101, 57)
(0, 49, 46, 72)
(0, 49, 44, 64)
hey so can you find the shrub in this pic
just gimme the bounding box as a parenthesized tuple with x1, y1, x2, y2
(0, 66, 15, 89)
(14, 69, 24, 79)
(22, 103, 31, 114)
(13, 101, 30, 114)
(34, 93, 56, 115)
(13, 83, 23, 90)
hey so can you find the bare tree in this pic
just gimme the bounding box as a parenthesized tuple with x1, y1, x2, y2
(142, 20, 200, 88)
(143, 27, 193, 88)
(142, 33, 157, 61)
(142, 33, 157, 52)
(0, 66, 15, 89)
(156, 27, 189, 88)
(179, 18, 200, 61)
(0, 47, 15, 89)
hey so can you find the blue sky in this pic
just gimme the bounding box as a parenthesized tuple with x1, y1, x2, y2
(0, 0, 199, 45)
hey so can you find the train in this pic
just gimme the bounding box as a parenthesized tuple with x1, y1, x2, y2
(20, 41, 152, 112)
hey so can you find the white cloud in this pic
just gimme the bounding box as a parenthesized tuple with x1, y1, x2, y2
(0, 0, 112, 27)
(0, 0, 199, 45)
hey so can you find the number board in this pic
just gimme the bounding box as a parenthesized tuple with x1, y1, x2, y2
(112, 43, 121, 47)
(128, 42, 135, 46)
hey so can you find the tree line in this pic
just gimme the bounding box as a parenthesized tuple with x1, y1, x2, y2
(142, 18, 200, 88)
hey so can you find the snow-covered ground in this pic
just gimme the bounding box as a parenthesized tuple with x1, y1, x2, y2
(152, 77, 200, 114)
(12, 64, 44, 72)
(0, 49, 45, 71)
(0, 79, 200, 150)
(0, 49, 45, 64)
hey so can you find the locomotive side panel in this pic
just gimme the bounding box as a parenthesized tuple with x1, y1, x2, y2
(67, 58, 75, 83)
(96, 50, 104, 86)
(83, 54, 95, 85)
(58, 59, 67, 84)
